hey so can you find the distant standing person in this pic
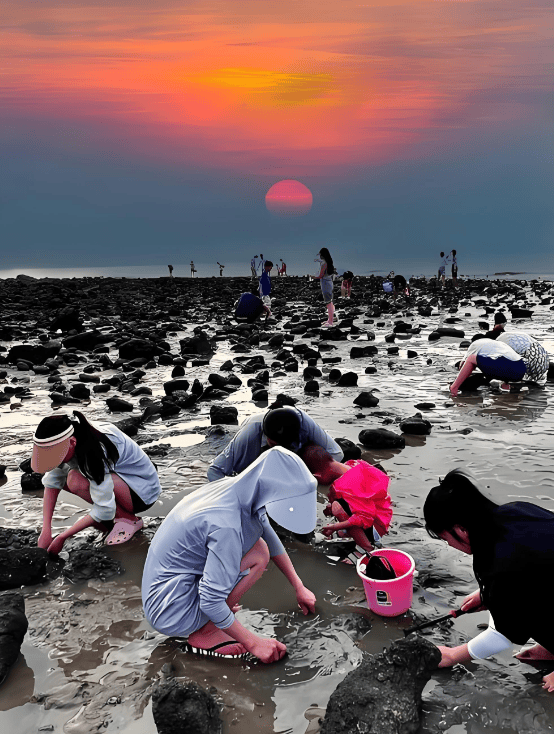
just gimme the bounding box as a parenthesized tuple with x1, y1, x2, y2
(258, 253, 265, 275)
(168, 265, 174, 278)
(438, 251, 449, 285)
(251, 255, 258, 279)
(310, 247, 336, 327)
(279, 259, 287, 276)
(451, 250, 458, 286)
(259, 260, 273, 313)
(190, 261, 197, 277)
(341, 271, 353, 298)
(217, 262, 225, 276)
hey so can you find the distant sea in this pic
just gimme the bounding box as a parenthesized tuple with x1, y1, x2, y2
(0, 261, 552, 282)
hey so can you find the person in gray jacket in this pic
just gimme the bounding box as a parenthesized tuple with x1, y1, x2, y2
(207, 406, 343, 482)
(142, 447, 317, 663)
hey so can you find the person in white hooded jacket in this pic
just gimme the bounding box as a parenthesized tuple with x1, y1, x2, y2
(142, 447, 317, 663)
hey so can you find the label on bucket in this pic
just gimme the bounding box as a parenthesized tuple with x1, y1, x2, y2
(376, 590, 392, 606)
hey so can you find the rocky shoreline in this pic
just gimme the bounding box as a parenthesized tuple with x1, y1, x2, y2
(1, 273, 554, 733)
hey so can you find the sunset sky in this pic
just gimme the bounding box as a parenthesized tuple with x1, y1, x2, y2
(1, 0, 553, 273)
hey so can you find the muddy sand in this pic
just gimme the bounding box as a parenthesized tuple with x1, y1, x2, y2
(1, 273, 554, 733)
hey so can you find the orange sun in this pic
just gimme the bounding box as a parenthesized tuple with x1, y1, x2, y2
(265, 179, 313, 216)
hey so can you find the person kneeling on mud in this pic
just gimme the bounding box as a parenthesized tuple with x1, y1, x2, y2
(424, 469, 554, 693)
(142, 447, 317, 663)
(300, 444, 392, 554)
(32, 412, 161, 554)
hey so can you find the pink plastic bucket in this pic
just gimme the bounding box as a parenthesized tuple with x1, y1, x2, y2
(356, 549, 415, 617)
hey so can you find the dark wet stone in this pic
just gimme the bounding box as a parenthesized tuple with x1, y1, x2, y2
(304, 380, 319, 393)
(50, 306, 83, 333)
(171, 365, 186, 377)
(284, 359, 298, 372)
(0, 466, 5, 480)
(63, 548, 123, 583)
(303, 366, 322, 380)
(118, 338, 158, 360)
(335, 438, 362, 461)
(69, 383, 91, 400)
(220, 360, 234, 371)
(62, 330, 103, 351)
(0, 547, 49, 590)
(106, 397, 134, 412)
(251, 388, 268, 401)
(337, 372, 358, 387)
(350, 345, 378, 358)
(209, 405, 238, 424)
(18, 459, 33, 474)
(152, 678, 222, 734)
(358, 428, 405, 449)
(323, 356, 342, 364)
(7, 343, 60, 366)
(164, 378, 190, 395)
(20, 472, 44, 492)
(510, 307, 533, 318)
(353, 391, 379, 408)
(400, 413, 432, 435)
(387, 346, 399, 355)
(0, 590, 29, 687)
(407, 350, 417, 358)
(415, 402, 435, 410)
(321, 635, 440, 734)
(329, 369, 341, 381)
(179, 333, 215, 355)
(365, 365, 377, 374)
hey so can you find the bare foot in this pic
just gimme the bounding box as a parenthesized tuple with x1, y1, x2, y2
(187, 628, 247, 656)
(516, 644, 554, 662)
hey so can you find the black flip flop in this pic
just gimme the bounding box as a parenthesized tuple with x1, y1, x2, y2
(181, 640, 250, 659)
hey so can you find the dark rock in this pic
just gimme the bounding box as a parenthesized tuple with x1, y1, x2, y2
(106, 397, 134, 412)
(350, 345, 378, 359)
(320, 635, 440, 734)
(164, 378, 190, 395)
(358, 428, 405, 449)
(510, 307, 533, 319)
(303, 366, 322, 380)
(353, 391, 379, 408)
(207, 374, 228, 389)
(179, 333, 215, 355)
(171, 365, 186, 377)
(7, 344, 60, 366)
(335, 438, 362, 461)
(63, 548, 123, 583)
(251, 388, 268, 401)
(152, 678, 222, 734)
(209, 405, 238, 424)
(20, 473, 44, 492)
(407, 350, 418, 358)
(0, 590, 29, 686)
(50, 306, 83, 333)
(337, 372, 358, 387)
(414, 402, 435, 410)
(69, 384, 91, 400)
(0, 548, 49, 590)
(399, 413, 432, 435)
(304, 380, 319, 393)
(118, 338, 157, 360)
(329, 369, 342, 381)
(365, 366, 377, 374)
(62, 330, 103, 351)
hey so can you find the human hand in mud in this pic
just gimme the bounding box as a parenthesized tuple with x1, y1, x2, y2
(37, 529, 53, 550)
(460, 588, 486, 613)
(321, 519, 351, 538)
(249, 637, 287, 664)
(437, 643, 471, 668)
(449, 383, 459, 397)
(296, 585, 316, 615)
(323, 503, 333, 517)
(46, 534, 66, 556)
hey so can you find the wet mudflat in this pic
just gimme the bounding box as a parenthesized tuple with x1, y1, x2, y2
(1, 274, 554, 733)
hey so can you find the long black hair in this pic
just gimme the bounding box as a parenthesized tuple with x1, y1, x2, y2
(72, 411, 119, 484)
(423, 469, 498, 545)
(319, 248, 336, 275)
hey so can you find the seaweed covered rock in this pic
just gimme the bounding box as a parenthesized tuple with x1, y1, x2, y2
(320, 635, 440, 734)
(152, 678, 222, 734)
(0, 547, 49, 590)
(0, 591, 29, 686)
(63, 548, 123, 583)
